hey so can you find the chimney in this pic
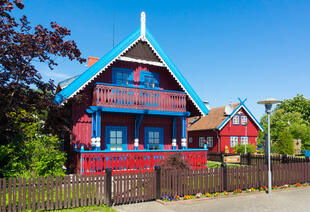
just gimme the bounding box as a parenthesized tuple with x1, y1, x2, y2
(88, 56, 100, 68)
(203, 100, 210, 110)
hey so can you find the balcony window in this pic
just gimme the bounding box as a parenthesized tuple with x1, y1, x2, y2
(140, 71, 159, 89)
(112, 68, 133, 86)
(145, 127, 163, 150)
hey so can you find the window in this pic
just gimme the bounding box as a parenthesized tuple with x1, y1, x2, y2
(230, 136, 239, 147)
(240, 137, 248, 145)
(112, 68, 133, 86)
(206, 136, 214, 148)
(241, 116, 248, 125)
(105, 126, 127, 151)
(188, 137, 193, 143)
(233, 115, 240, 125)
(145, 127, 163, 150)
(140, 71, 159, 89)
(199, 137, 205, 148)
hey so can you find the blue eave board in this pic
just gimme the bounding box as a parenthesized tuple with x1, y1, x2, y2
(55, 28, 141, 104)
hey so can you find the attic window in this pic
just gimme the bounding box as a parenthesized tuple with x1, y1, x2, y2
(241, 116, 248, 125)
(233, 115, 240, 125)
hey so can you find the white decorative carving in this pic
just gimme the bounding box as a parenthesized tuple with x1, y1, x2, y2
(181, 138, 187, 147)
(96, 141, 101, 147)
(134, 138, 139, 147)
(172, 138, 177, 146)
(141, 11, 146, 37)
(95, 137, 101, 142)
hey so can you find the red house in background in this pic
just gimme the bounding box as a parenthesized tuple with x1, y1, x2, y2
(55, 13, 209, 174)
(187, 99, 263, 153)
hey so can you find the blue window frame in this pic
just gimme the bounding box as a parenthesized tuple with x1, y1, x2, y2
(233, 115, 240, 125)
(140, 71, 159, 89)
(230, 136, 239, 147)
(105, 126, 127, 151)
(240, 136, 248, 145)
(241, 115, 248, 125)
(112, 68, 133, 86)
(144, 127, 163, 150)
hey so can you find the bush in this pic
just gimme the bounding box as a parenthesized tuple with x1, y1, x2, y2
(233, 144, 256, 154)
(0, 110, 66, 178)
(160, 153, 190, 170)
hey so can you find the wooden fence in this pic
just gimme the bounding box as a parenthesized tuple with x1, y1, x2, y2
(1, 162, 310, 211)
(159, 162, 310, 197)
(0, 175, 106, 212)
(207, 152, 310, 165)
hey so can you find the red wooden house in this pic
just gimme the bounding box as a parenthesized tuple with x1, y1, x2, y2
(187, 99, 263, 153)
(55, 13, 209, 174)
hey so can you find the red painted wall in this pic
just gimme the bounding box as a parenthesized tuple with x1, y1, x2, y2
(188, 130, 219, 152)
(188, 108, 260, 153)
(71, 60, 191, 172)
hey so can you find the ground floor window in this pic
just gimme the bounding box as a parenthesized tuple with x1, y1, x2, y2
(240, 136, 249, 145)
(199, 137, 205, 148)
(145, 127, 163, 150)
(105, 126, 127, 151)
(230, 136, 239, 147)
(206, 136, 214, 148)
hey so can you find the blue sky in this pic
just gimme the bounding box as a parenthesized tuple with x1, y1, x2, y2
(21, 0, 310, 119)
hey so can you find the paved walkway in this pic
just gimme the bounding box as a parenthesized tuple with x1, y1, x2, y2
(114, 187, 310, 212)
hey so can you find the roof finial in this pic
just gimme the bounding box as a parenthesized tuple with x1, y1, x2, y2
(141, 11, 146, 37)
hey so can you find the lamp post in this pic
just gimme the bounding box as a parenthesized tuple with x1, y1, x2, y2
(257, 98, 281, 194)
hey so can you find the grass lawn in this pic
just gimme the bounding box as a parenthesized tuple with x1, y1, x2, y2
(52, 205, 116, 212)
(207, 160, 244, 168)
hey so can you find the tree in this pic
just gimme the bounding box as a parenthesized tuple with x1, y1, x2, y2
(0, 0, 85, 177)
(258, 94, 310, 153)
(275, 128, 294, 155)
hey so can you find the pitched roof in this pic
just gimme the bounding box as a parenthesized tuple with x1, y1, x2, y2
(55, 25, 208, 116)
(188, 102, 264, 131)
(188, 103, 240, 131)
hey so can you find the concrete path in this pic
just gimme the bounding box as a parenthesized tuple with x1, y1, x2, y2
(114, 187, 310, 212)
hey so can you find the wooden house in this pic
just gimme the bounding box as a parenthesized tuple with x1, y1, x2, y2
(187, 99, 263, 153)
(55, 12, 209, 174)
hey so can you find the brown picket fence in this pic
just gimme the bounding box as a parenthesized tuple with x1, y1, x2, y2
(0, 175, 106, 212)
(207, 152, 310, 165)
(159, 162, 310, 197)
(1, 162, 310, 211)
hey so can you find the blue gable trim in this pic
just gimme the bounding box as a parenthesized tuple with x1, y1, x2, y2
(55, 26, 208, 116)
(55, 28, 141, 104)
(218, 99, 264, 131)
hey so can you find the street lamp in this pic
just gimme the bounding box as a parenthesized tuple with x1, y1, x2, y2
(257, 98, 281, 194)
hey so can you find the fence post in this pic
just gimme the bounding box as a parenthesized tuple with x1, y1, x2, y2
(104, 168, 112, 206)
(155, 166, 161, 199)
(282, 154, 287, 164)
(247, 153, 251, 166)
(221, 153, 224, 164)
(221, 163, 228, 191)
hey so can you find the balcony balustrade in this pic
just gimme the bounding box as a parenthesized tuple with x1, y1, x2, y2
(93, 83, 187, 112)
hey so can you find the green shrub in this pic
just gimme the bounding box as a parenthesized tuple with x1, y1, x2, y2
(275, 128, 294, 155)
(233, 144, 256, 154)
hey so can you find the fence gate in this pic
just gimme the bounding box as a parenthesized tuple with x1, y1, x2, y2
(112, 171, 156, 205)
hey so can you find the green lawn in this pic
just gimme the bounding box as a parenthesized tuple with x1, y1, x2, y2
(207, 160, 245, 168)
(52, 205, 116, 212)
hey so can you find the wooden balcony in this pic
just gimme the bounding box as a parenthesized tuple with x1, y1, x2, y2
(92, 83, 187, 113)
(78, 149, 208, 175)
